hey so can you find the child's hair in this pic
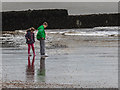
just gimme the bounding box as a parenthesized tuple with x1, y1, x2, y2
(26, 28, 31, 32)
(43, 22, 48, 26)
(31, 27, 35, 31)
(26, 27, 35, 32)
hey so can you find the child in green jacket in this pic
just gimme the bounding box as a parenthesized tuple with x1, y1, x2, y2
(37, 22, 48, 57)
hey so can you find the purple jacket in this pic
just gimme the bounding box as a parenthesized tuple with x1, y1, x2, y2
(25, 30, 35, 44)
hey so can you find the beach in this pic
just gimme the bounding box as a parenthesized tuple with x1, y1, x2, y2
(1, 27, 118, 88)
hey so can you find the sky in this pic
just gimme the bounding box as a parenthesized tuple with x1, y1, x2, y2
(1, 2, 119, 15)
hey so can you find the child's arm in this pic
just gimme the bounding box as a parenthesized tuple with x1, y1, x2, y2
(25, 32, 30, 41)
(33, 33, 35, 42)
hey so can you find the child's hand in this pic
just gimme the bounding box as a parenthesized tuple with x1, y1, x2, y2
(28, 39, 30, 41)
(41, 38, 44, 40)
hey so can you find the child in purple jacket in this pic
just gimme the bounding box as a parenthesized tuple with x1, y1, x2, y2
(25, 27, 36, 56)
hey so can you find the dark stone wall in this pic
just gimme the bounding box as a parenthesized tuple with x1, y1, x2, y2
(2, 9, 120, 31)
(67, 13, 119, 28)
(2, 9, 68, 30)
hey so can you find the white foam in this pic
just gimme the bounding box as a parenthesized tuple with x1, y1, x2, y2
(64, 31, 118, 36)
(93, 26, 119, 31)
(46, 27, 119, 36)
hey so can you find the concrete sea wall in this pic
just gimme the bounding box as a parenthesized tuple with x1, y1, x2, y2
(2, 9, 120, 31)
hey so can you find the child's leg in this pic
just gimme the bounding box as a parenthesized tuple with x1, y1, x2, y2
(31, 43, 35, 55)
(32, 56, 35, 67)
(40, 40, 45, 55)
(28, 44, 31, 55)
(28, 56, 31, 67)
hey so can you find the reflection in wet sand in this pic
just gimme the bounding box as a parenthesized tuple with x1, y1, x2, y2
(26, 56, 35, 82)
(37, 57, 46, 82)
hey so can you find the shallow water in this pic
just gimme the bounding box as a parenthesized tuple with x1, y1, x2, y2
(2, 41, 118, 88)
(1, 28, 118, 88)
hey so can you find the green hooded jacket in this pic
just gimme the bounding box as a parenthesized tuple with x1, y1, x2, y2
(37, 25, 46, 40)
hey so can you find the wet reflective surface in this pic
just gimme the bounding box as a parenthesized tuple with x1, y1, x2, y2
(2, 41, 118, 88)
(2, 28, 118, 88)
(26, 56, 35, 82)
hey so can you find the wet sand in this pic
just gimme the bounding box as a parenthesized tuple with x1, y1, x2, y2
(1, 29, 118, 88)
